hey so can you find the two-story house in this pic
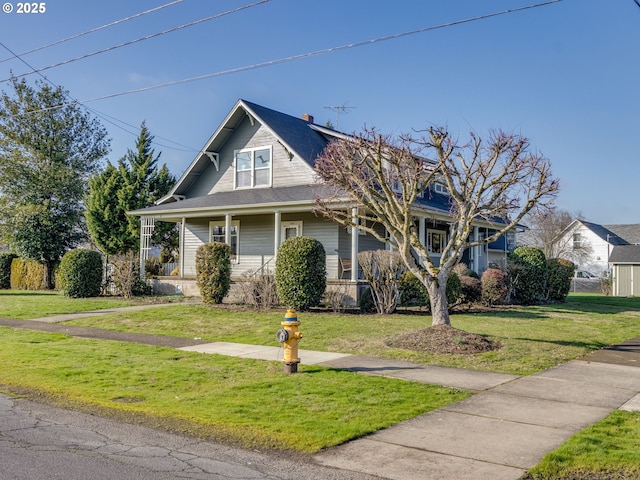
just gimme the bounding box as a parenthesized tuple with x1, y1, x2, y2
(130, 99, 512, 297)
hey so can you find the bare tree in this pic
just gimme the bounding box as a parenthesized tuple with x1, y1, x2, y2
(315, 127, 558, 326)
(521, 209, 592, 263)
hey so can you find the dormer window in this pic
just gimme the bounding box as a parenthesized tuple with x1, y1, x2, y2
(433, 183, 448, 195)
(235, 146, 272, 188)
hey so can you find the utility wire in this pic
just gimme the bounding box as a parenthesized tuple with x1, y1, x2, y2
(0, 0, 184, 65)
(0, 40, 199, 153)
(3, 0, 563, 117)
(3, 0, 271, 82)
(79, 0, 563, 105)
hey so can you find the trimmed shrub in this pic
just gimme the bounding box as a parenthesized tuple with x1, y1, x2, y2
(547, 258, 575, 302)
(0, 253, 17, 289)
(508, 246, 548, 305)
(58, 249, 103, 298)
(196, 242, 232, 304)
(275, 237, 326, 311)
(481, 268, 508, 305)
(10, 258, 46, 290)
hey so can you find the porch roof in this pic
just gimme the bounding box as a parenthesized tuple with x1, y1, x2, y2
(129, 184, 331, 220)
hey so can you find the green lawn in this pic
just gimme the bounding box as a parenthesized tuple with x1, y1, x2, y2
(0, 327, 467, 452)
(1, 289, 640, 475)
(62, 294, 640, 375)
(0, 290, 137, 319)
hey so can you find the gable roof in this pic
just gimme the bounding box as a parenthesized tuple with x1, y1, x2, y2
(158, 99, 342, 204)
(561, 219, 629, 246)
(580, 221, 628, 245)
(609, 245, 640, 263)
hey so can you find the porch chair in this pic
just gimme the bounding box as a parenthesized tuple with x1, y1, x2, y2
(339, 258, 352, 279)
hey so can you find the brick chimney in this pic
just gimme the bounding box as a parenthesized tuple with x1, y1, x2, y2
(301, 113, 314, 124)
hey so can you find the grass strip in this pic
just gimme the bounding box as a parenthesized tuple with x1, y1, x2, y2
(524, 411, 640, 479)
(0, 327, 468, 452)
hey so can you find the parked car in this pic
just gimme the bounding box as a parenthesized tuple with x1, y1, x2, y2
(574, 270, 598, 279)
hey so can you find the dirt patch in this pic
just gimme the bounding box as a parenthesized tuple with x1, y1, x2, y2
(386, 325, 501, 355)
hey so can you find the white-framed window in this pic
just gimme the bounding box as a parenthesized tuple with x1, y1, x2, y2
(210, 220, 240, 261)
(573, 233, 582, 249)
(235, 146, 272, 189)
(433, 182, 448, 195)
(427, 230, 447, 254)
(281, 221, 303, 243)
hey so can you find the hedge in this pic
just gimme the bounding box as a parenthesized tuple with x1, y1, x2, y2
(275, 237, 326, 311)
(58, 249, 103, 298)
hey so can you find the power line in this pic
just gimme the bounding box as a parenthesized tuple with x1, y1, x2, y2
(77, 0, 563, 105)
(0, 0, 184, 65)
(0, 41, 199, 155)
(3, 0, 563, 117)
(3, 0, 271, 82)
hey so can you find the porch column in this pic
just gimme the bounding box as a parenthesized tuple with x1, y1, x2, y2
(472, 226, 479, 272)
(418, 216, 426, 266)
(139, 217, 155, 279)
(180, 217, 186, 279)
(225, 213, 232, 246)
(351, 207, 359, 282)
(274, 210, 281, 256)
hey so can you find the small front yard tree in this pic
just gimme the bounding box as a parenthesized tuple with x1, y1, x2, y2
(315, 127, 558, 326)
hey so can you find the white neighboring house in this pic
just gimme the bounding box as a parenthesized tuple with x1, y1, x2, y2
(555, 220, 640, 277)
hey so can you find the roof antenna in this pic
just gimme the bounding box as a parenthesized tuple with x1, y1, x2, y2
(324, 103, 355, 129)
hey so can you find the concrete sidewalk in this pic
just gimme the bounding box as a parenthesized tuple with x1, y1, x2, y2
(1, 307, 640, 480)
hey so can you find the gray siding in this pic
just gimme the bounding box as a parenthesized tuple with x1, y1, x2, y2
(614, 265, 640, 296)
(183, 219, 209, 276)
(188, 116, 316, 197)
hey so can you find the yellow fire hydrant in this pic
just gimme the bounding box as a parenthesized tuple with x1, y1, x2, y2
(276, 309, 302, 374)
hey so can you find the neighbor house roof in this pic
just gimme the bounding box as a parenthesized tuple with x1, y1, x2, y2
(609, 245, 640, 263)
(559, 220, 630, 246)
(604, 224, 640, 245)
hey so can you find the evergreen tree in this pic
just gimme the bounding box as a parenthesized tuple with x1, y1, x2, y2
(0, 78, 110, 288)
(86, 122, 176, 256)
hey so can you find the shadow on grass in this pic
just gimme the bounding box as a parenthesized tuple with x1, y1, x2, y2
(510, 337, 608, 351)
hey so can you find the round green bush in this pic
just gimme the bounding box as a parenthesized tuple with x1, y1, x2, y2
(275, 236, 326, 311)
(196, 242, 231, 304)
(547, 258, 575, 302)
(58, 249, 103, 298)
(0, 252, 17, 289)
(508, 246, 548, 305)
(481, 268, 507, 305)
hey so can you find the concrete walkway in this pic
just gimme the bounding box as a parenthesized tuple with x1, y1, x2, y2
(1, 306, 640, 480)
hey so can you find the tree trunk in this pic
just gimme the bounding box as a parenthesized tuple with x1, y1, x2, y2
(428, 281, 451, 326)
(43, 260, 54, 290)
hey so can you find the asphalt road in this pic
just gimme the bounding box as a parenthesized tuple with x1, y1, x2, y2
(0, 393, 378, 480)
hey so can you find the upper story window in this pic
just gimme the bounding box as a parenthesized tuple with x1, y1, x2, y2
(433, 182, 448, 195)
(235, 146, 271, 189)
(572, 233, 582, 249)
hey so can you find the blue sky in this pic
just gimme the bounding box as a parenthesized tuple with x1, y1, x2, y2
(1, 0, 638, 224)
